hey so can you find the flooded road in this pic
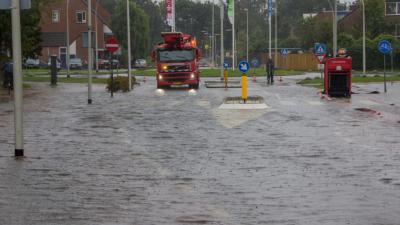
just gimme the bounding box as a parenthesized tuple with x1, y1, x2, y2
(0, 77, 399, 225)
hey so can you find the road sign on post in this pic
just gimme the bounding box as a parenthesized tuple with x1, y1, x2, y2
(106, 37, 119, 98)
(315, 43, 327, 55)
(223, 62, 229, 69)
(106, 37, 119, 53)
(314, 43, 327, 83)
(238, 61, 250, 102)
(238, 61, 250, 73)
(378, 40, 392, 93)
(378, 40, 392, 55)
(281, 48, 289, 56)
(314, 43, 327, 64)
(251, 58, 259, 67)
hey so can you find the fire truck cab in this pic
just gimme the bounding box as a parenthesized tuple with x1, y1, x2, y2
(152, 32, 201, 89)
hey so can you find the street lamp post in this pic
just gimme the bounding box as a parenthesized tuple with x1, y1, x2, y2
(127, 0, 132, 90)
(11, 0, 24, 156)
(268, 0, 272, 60)
(361, 0, 366, 75)
(333, 0, 337, 56)
(232, 0, 235, 70)
(244, 8, 248, 62)
(274, 0, 278, 66)
(95, 0, 99, 72)
(88, 0, 93, 104)
(327, 0, 337, 56)
(66, 0, 70, 78)
(220, 0, 224, 79)
(212, 0, 215, 67)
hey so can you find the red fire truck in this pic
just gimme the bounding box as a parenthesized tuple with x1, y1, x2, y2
(152, 32, 201, 89)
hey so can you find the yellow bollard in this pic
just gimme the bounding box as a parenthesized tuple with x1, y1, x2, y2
(242, 73, 248, 102)
(224, 69, 228, 89)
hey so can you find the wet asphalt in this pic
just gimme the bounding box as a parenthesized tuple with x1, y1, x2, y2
(0, 75, 399, 225)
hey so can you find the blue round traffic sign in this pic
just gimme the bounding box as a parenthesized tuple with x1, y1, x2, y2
(223, 62, 229, 68)
(378, 40, 392, 54)
(251, 58, 259, 67)
(238, 61, 250, 73)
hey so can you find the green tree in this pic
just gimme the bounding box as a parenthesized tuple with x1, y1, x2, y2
(110, 0, 150, 61)
(364, 0, 386, 38)
(0, 0, 46, 63)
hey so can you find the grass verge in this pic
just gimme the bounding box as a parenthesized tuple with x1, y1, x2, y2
(298, 74, 400, 89)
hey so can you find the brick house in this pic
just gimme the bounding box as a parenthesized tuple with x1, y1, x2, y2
(384, 0, 400, 36)
(339, 1, 400, 38)
(39, 0, 112, 67)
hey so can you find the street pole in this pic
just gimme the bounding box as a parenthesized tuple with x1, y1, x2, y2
(95, 0, 99, 72)
(274, 0, 278, 66)
(88, 0, 93, 104)
(220, 1, 224, 80)
(245, 8, 248, 62)
(172, 0, 176, 32)
(66, 0, 70, 78)
(212, 0, 215, 67)
(127, 0, 132, 90)
(333, 0, 337, 56)
(384, 54, 387, 93)
(268, 0, 272, 60)
(232, 0, 235, 70)
(11, 0, 24, 156)
(361, 0, 366, 75)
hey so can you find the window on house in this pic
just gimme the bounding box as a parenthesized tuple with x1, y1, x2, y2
(386, 2, 398, 15)
(52, 10, 60, 23)
(76, 11, 86, 23)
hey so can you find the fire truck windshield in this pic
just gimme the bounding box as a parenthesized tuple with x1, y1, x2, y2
(158, 49, 195, 62)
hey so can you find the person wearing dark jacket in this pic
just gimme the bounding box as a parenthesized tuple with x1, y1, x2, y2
(266, 58, 274, 84)
(1, 61, 13, 89)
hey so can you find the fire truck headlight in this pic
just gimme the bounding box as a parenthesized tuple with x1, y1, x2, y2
(159, 75, 163, 80)
(190, 73, 195, 79)
(162, 65, 168, 71)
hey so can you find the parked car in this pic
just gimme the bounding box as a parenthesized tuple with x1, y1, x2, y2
(134, 59, 147, 68)
(99, 59, 119, 70)
(69, 58, 83, 70)
(24, 58, 41, 69)
(198, 58, 210, 68)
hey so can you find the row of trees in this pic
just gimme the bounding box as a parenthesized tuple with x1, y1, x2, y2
(0, 0, 397, 70)
(0, 0, 46, 63)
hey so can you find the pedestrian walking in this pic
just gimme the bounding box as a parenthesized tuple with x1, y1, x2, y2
(1, 61, 13, 89)
(266, 58, 274, 84)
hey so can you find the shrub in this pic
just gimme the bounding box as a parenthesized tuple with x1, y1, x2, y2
(106, 76, 136, 92)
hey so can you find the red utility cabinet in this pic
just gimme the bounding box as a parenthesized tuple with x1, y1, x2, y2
(324, 57, 352, 97)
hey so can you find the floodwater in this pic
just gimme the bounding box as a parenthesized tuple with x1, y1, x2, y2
(0, 76, 399, 225)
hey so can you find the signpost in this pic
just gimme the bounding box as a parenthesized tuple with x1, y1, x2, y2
(251, 58, 259, 78)
(223, 62, 229, 69)
(223, 62, 229, 88)
(281, 48, 289, 70)
(106, 37, 120, 98)
(281, 48, 289, 56)
(314, 43, 327, 81)
(238, 61, 250, 102)
(378, 40, 392, 93)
